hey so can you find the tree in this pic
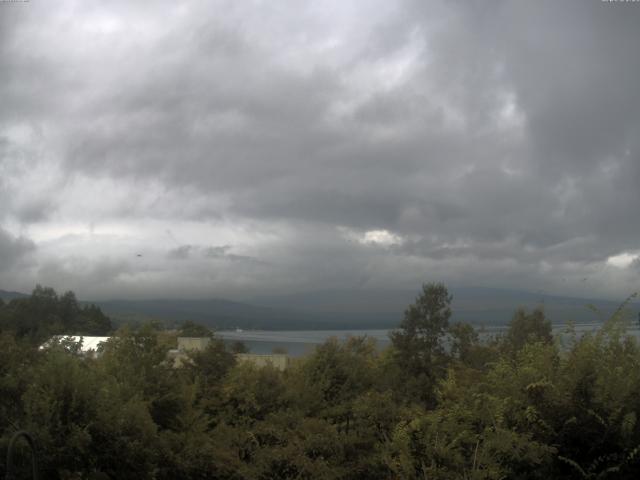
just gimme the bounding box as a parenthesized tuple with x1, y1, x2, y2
(449, 322, 478, 362)
(98, 323, 174, 401)
(184, 337, 236, 400)
(178, 321, 212, 338)
(503, 307, 552, 353)
(230, 340, 248, 354)
(390, 282, 452, 405)
(16, 346, 159, 479)
(77, 303, 112, 335)
(0, 286, 112, 341)
(298, 337, 378, 422)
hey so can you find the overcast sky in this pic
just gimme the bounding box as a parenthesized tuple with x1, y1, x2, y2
(1, 0, 639, 300)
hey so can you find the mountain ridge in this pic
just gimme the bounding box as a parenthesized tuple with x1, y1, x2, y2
(0, 289, 29, 300)
(2, 287, 637, 330)
(96, 287, 638, 330)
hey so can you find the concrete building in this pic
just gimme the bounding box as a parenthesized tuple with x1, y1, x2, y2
(42, 335, 290, 371)
(172, 336, 290, 371)
(236, 353, 289, 371)
(177, 336, 211, 351)
(167, 336, 213, 367)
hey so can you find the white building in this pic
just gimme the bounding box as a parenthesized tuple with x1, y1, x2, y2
(41, 335, 290, 370)
(39, 335, 111, 358)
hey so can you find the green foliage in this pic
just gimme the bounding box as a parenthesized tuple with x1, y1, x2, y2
(390, 282, 452, 405)
(0, 285, 112, 343)
(184, 337, 236, 393)
(503, 307, 553, 353)
(2, 284, 640, 479)
(222, 363, 288, 425)
(21, 350, 159, 479)
(179, 320, 213, 338)
(300, 337, 378, 413)
(448, 321, 499, 371)
(230, 340, 249, 354)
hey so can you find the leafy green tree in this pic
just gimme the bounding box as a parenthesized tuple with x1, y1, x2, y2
(4, 285, 61, 342)
(289, 337, 395, 479)
(76, 304, 112, 335)
(237, 412, 346, 480)
(448, 322, 499, 371)
(97, 324, 181, 432)
(179, 320, 213, 338)
(17, 348, 159, 479)
(549, 318, 640, 479)
(0, 333, 37, 435)
(390, 282, 452, 405)
(449, 322, 478, 361)
(181, 336, 236, 420)
(0, 286, 112, 342)
(221, 363, 288, 425)
(298, 337, 378, 423)
(185, 337, 236, 386)
(230, 340, 248, 354)
(3, 282, 640, 479)
(503, 307, 552, 353)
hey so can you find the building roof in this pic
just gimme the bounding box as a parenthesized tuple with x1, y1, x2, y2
(40, 335, 111, 353)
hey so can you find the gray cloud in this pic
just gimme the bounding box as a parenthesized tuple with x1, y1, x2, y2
(0, 227, 36, 272)
(34, 256, 135, 298)
(169, 244, 262, 264)
(15, 198, 56, 224)
(167, 245, 193, 260)
(203, 245, 231, 258)
(0, 0, 639, 299)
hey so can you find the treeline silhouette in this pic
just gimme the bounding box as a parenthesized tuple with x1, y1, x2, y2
(1, 284, 639, 479)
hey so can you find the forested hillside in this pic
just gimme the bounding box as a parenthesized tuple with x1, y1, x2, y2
(1, 284, 639, 479)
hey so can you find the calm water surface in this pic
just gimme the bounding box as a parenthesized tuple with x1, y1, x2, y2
(218, 323, 640, 356)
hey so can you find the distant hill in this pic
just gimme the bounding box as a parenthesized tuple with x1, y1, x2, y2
(250, 287, 638, 328)
(95, 298, 338, 330)
(94, 287, 640, 331)
(4, 285, 635, 330)
(449, 286, 637, 325)
(0, 289, 28, 301)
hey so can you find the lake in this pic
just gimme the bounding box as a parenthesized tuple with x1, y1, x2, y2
(218, 322, 640, 356)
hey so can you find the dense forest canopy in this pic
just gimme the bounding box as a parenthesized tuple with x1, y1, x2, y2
(0, 285, 112, 342)
(1, 284, 639, 479)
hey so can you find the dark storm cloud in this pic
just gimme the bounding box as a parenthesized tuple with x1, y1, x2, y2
(0, 0, 639, 298)
(203, 245, 230, 258)
(167, 245, 193, 260)
(0, 227, 35, 271)
(395, 0, 640, 265)
(36, 256, 135, 296)
(168, 244, 261, 264)
(15, 198, 56, 224)
(202, 245, 256, 262)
